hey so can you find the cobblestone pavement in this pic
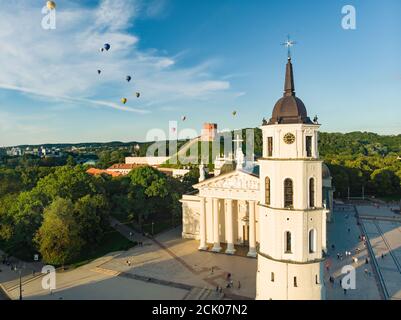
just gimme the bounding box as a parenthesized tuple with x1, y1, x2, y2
(325, 206, 382, 300)
(358, 205, 401, 300)
(105, 221, 256, 299)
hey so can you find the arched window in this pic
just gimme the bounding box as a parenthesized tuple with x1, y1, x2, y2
(271, 272, 275, 282)
(265, 177, 271, 205)
(268, 137, 273, 157)
(309, 229, 316, 253)
(285, 231, 292, 253)
(309, 178, 315, 208)
(293, 277, 298, 287)
(284, 179, 294, 208)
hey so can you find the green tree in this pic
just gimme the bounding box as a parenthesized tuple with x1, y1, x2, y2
(128, 166, 169, 229)
(371, 168, 399, 196)
(34, 198, 84, 266)
(74, 195, 109, 245)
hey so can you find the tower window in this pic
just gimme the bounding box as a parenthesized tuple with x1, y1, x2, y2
(309, 178, 315, 208)
(284, 179, 294, 208)
(294, 277, 298, 287)
(315, 275, 320, 285)
(265, 177, 271, 205)
(306, 136, 312, 157)
(271, 272, 275, 282)
(309, 229, 316, 253)
(285, 231, 292, 253)
(267, 137, 273, 157)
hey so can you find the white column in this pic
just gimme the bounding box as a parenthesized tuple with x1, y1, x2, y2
(212, 198, 222, 252)
(198, 197, 207, 250)
(225, 199, 236, 254)
(247, 201, 257, 257)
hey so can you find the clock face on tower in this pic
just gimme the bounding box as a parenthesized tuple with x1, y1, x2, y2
(283, 133, 296, 144)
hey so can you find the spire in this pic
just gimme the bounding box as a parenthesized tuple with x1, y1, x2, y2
(281, 35, 297, 97)
(284, 58, 295, 97)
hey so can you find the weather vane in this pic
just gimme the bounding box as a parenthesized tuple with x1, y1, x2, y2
(281, 35, 296, 59)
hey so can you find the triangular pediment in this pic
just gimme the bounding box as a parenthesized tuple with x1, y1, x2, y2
(194, 170, 260, 191)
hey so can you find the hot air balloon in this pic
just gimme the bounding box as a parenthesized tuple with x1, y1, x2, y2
(47, 1, 56, 10)
(121, 98, 127, 104)
(126, 76, 132, 82)
(232, 111, 237, 116)
(135, 92, 140, 98)
(97, 70, 101, 75)
(104, 43, 111, 51)
(181, 116, 187, 121)
(99, 48, 104, 52)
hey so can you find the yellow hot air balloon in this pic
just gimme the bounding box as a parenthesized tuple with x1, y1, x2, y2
(121, 98, 127, 104)
(47, 1, 56, 10)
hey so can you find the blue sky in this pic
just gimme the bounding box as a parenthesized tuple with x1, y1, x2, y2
(0, 0, 400, 146)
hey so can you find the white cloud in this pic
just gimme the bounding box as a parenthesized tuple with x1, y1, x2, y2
(0, 0, 234, 116)
(95, 0, 138, 31)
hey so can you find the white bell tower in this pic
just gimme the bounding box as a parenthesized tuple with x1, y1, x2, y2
(256, 52, 326, 300)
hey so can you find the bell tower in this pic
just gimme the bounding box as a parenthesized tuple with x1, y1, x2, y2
(256, 51, 326, 300)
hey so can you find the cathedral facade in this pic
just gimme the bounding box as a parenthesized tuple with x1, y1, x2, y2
(181, 56, 334, 300)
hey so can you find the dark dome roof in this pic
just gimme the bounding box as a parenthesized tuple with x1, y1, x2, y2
(269, 96, 311, 125)
(267, 58, 313, 125)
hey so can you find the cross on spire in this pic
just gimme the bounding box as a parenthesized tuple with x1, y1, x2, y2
(281, 35, 296, 59)
(233, 134, 243, 151)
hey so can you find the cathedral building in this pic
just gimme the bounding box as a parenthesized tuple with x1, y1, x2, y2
(181, 55, 334, 300)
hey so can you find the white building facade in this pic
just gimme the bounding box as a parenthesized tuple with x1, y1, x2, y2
(181, 56, 333, 300)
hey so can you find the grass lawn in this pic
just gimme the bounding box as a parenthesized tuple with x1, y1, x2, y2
(69, 230, 135, 269)
(378, 195, 401, 203)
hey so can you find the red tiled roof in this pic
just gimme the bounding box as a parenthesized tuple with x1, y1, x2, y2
(86, 168, 122, 177)
(107, 163, 145, 170)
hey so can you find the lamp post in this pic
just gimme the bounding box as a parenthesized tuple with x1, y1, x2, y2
(151, 221, 155, 236)
(13, 264, 24, 300)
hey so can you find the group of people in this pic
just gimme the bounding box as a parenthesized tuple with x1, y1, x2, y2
(215, 272, 242, 295)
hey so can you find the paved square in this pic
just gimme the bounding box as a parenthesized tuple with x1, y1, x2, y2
(358, 205, 401, 300)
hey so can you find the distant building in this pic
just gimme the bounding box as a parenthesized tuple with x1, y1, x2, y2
(201, 123, 218, 142)
(106, 163, 145, 175)
(157, 167, 191, 179)
(125, 156, 169, 166)
(8, 147, 22, 156)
